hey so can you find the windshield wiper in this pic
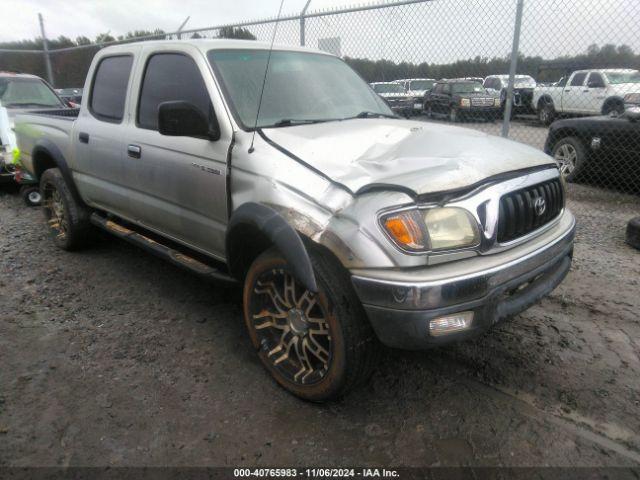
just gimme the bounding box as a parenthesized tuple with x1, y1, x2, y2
(347, 111, 398, 120)
(267, 118, 332, 128)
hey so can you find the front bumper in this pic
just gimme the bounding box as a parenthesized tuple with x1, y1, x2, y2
(351, 212, 575, 349)
(462, 105, 501, 115)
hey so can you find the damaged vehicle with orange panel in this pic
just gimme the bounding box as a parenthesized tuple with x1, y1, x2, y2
(14, 39, 575, 401)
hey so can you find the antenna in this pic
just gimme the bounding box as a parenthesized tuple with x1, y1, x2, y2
(248, 0, 285, 153)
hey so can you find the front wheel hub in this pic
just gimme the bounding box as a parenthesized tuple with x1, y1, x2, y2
(249, 269, 332, 385)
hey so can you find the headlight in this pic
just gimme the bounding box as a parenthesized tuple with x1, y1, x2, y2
(381, 207, 480, 252)
(494, 98, 501, 107)
(460, 98, 471, 107)
(423, 207, 480, 250)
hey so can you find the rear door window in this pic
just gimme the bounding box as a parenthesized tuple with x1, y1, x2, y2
(137, 53, 213, 131)
(90, 55, 133, 122)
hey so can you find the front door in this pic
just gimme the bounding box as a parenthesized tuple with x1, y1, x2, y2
(124, 48, 231, 259)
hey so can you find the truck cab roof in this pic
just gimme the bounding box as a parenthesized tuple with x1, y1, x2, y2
(97, 38, 334, 57)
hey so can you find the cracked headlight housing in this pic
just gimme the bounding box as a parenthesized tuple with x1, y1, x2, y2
(381, 207, 480, 253)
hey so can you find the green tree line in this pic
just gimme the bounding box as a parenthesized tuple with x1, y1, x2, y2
(1, 30, 638, 88)
(0, 27, 256, 87)
(346, 44, 640, 83)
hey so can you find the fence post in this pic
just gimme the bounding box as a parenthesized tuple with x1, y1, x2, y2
(300, 0, 312, 46)
(38, 13, 54, 87)
(501, 0, 524, 138)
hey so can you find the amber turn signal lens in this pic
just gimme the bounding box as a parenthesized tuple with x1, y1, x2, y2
(383, 212, 425, 250)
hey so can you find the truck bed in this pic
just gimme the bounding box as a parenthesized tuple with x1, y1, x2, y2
(15, 109, 78, 175)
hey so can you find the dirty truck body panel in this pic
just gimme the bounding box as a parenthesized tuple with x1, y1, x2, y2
(15, 39, 575, 352)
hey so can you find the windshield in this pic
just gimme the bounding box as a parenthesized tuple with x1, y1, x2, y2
(452, 83, 487, 94)
(372, 83, 405, 94)
(604, 71, 640, 84)
(0, 77, 64, 108)
(208, 50, 392, 129)
(409, 80, 434, 91)
(514, 76, 535, 86)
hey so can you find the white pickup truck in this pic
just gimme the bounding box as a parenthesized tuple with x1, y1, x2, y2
(533, 69, 640, 125)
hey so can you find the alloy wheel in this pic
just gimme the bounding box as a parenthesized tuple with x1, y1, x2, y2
(249, 268, 332, 385)
(554, 143, 577, 178)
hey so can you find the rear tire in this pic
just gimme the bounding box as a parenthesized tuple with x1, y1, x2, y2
(40, 168, 92, 250)
(552, 136, 586, 183)
(243, 247, 379, 402)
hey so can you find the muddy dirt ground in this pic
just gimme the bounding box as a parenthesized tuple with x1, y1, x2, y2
(1, 184, 639, 468)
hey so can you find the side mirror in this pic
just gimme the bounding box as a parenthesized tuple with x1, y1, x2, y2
(158, 101, 220, 140)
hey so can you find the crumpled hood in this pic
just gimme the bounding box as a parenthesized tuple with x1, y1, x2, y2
(262, 119, 555, 195)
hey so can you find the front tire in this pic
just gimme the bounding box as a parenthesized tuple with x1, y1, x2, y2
(449, 106, 459, 123)
(243, 247, 379, 402)
(425, 103, 433, 118)
(552, 137, 586, 182)
(40, 168, 92, 250)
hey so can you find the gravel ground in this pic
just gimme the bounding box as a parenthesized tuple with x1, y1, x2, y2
(1, 150, 640, 468)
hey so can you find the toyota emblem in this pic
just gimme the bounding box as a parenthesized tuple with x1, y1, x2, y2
(534, 197, 546, 216)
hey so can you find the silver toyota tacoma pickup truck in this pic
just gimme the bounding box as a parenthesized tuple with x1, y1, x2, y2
(15, 40, 575, 401)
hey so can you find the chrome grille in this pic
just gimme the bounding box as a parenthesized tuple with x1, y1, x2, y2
(497, 178, 564, 243)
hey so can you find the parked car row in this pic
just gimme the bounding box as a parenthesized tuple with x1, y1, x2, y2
(369, 68, 640, 126)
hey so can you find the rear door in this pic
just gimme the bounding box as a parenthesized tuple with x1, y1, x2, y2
(562, 72, 588, 113)
(123, 45, 231, 259)
(72, 51, 138, 218)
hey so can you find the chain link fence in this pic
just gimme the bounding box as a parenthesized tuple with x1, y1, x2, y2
(2, 0, 639, 217)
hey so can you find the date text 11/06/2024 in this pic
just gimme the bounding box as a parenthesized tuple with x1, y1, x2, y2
(233, 468, 400, 478)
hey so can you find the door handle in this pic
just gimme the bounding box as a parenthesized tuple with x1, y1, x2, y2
(79, 132, 89, 144)
(127, 144, 141, 159)
(582, 89, 590, 93)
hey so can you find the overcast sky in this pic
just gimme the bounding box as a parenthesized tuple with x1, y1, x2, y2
(0, 0, 353, 42)
(2, 0, 638, 64)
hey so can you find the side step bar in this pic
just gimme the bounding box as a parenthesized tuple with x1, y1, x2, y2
(90, 213, 237, 284)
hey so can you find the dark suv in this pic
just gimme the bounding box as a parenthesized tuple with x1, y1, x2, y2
(424, 80, 500, 122)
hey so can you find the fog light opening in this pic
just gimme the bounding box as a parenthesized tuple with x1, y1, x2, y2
(429, 311, 474, 336)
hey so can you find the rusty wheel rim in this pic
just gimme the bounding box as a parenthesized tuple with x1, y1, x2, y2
(250, 268, 332, 385)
